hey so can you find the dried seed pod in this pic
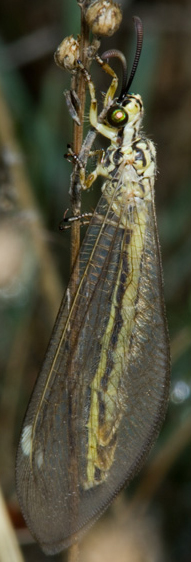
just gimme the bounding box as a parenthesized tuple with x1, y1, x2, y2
(54, 35, 80, 72)
(85, 0, 122, 36)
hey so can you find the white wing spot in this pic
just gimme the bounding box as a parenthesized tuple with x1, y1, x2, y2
(21, 425, 32, 456)
(36, 449, 44, 468)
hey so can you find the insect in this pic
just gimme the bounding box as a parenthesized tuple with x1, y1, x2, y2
(16, 17, 170, 555)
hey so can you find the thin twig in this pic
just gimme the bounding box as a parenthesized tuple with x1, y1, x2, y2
(70, 7, 89, 271)
(67, 4, 90, 562)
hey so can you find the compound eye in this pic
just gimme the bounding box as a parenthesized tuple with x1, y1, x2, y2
(106, 104, 128, 128)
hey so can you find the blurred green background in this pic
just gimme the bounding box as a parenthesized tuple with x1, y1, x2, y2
(0, 0, 191, 560)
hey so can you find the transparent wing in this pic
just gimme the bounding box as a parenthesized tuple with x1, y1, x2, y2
(16, 187, 170, 555)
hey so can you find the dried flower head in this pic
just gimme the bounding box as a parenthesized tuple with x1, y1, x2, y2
(85, 0, 122, 37)
(54, 35, 80, 72)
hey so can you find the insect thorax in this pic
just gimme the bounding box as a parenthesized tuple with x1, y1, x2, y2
(100, 94, 156, 222)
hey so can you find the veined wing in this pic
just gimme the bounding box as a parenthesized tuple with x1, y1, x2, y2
(16, 181, 170, 554)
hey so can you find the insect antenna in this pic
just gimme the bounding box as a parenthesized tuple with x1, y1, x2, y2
(99, 17, 143, 103)
(121, 16, 143, 98)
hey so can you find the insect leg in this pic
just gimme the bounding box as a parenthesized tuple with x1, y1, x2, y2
(79, 149, 110, 191)
(77, 60, 118, 141)
(59, 211, 93, 230)
(65, 144, 106, 190)
(95, 54, 118, 106)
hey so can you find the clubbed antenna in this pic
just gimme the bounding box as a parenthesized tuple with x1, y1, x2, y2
(119, 16, 143, 99)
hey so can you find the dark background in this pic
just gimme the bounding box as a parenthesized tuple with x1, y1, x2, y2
(0, 0, 191, 560)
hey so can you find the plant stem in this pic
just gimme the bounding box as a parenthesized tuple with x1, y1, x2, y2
(67, 4, 90, 562)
